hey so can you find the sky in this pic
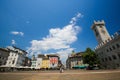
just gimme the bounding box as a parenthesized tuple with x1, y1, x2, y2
(0, 0, 120, 63)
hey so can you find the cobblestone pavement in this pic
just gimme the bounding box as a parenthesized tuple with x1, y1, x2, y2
(0, 70, 120, 80)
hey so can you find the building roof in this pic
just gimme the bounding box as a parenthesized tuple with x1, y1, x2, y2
(38, 54, 45, 58)
(6, 46, 27, 55)
(12, 46, 27, 54)
(43, 57, 49, 60)
(0, 48, 9, 52)
(38, 54, 59, 59)
(47, 54, 59, 57)
(76, 52, 84, 55)
(68, 52, 84, 58)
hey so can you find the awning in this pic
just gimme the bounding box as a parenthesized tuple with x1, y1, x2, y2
(73, 65, 88, 69)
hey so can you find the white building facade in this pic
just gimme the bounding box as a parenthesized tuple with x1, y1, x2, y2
(36, 58, 42, 69)
(31, 55, 37, 69)
(6, 46, 27, 68)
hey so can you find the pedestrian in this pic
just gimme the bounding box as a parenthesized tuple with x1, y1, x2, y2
(60, 67, 63, 73)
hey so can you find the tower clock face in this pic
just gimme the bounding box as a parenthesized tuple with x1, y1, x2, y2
(101, 29, 106, 34)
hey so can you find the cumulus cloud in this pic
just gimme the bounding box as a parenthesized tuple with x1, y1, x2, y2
(11, 40, 16, 45)
(11, 31, 24, 36)
(27, 13, 83, 63)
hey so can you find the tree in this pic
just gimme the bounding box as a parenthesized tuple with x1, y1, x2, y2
(82, 48, 99, 66)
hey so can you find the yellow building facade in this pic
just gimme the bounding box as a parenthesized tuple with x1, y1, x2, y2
(41, 59, 50, 69)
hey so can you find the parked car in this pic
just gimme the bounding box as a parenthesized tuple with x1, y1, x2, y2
(86, 65, 99, 70)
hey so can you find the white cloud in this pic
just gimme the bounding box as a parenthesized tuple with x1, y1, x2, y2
(27, 24, 81, 54)
(69, 12, 83, 25)
(27, 13, 83, 63)
(56, 48, 74, 64)
(11, 40, 16, 45)
(11, 31, 24, 36)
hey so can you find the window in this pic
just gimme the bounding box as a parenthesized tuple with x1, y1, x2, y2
(4, 62, 6, 65)
(4, 58, 6, 60)
(76, 61, 78, 65)
(108, 56, 112, 61)
(109, 48, 112, 51)
(112, 55, 117, 60)
(100, 26, 103, 28)
(116, 44, 120, 48)
(105, 57, 108, 61)
(118, 54, 120, 59)
(12, 60, 15, 64)
(95, 29, 99, 36)
(106, 49, 109, 52)
(112, 45, 116, 50)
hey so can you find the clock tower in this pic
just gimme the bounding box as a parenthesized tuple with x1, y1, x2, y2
(91, 20, 111, 44)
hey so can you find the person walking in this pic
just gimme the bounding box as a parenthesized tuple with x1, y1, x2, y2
(60, 67, 63, 73)
(60, 65, 64, 73)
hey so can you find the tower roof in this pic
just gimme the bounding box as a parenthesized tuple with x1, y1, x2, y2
(91, 20, 105, 29)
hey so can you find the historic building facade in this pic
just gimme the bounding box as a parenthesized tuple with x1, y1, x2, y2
(66, 52, 88, 69)
(36, 54, 44, 69)
(31, 55, 37, 69)
(0, 48, 9, 66)
(41, 57, 50, 69)
(48, 54, 59, 69)
(31, 54, 60, 69)
(24, 57, 31, 67)
(91, 20, 120, 69)
(6, 46, 27, 68)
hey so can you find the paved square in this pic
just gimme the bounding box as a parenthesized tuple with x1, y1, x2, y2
(0, 70, 120, 80)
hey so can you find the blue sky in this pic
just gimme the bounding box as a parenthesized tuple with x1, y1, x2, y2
(0, 0, 120, 62)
